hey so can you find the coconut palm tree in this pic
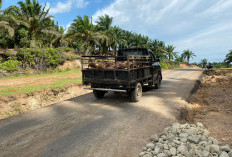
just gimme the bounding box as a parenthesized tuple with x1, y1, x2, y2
(182, 49, 196, 63)
(165, 45, 178, 61)
(5, 0, 54, 47)
(68, 15, 105, 55)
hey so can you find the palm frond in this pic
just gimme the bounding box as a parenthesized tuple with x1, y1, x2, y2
(0, 21, 14, 37)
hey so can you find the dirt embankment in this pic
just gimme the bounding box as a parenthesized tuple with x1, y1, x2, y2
(179, 63, 199, 69)
(0, 84, 90, 120)
(185, 69, 232, 146)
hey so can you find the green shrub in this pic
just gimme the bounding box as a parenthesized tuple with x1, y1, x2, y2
(17, 28, 30, 48)
(0, 57, 20, 72)
(160, 62, 169, 69)
(160, 60, 180, 69)
(60, 52, 79, 61)
(56, 47, 75, 52)
(17, 48, 63, 70)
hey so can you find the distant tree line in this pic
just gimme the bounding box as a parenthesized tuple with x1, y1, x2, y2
(0, 0, 197, 63)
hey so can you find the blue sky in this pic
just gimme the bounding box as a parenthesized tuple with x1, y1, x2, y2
(2, 0, 232, 63)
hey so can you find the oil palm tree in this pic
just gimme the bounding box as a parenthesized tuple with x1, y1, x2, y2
(96, 14, 113, 31)
(5, 0, 53, 46)
(122, 30, 133, 48)
(95, 14, 113, 54)
(132, 33, 143, 47)
(0, 0, 15, 38)
(68, 15, 105, 55)
(166, 45, 178, 61)
(182, 49, 196, 63)
(224, 50, 232, 64)
(110, 26, 127, 55)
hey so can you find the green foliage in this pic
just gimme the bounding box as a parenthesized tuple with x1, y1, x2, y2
(201, 58, 207, 64)
(181, 49, 196, 63)
(160, 62, 169, 69)
(211, 62, 229, 68)
(160, 60, 179, 69)
(224, 50, 232, 64)
(0, 28, 13, 48)
(56, 47, 75, 52)
(1, 0, 194, 66)
(0, 57, 20, 72)
(16, 48, 63, 70)
(165, 45, 178, 61)
(0, 69, 82, 95)
(62, 53, 79, 61)
(17, 28, 30, 47)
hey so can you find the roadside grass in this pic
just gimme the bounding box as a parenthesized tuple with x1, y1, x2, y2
(218, 68, 232, 69)
(0, 77, 82, 95)
(0, 69, 82, 95)
(1, 69, 81, 80)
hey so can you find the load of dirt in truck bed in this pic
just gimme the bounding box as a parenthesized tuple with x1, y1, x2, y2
(186, 69, 232, 146)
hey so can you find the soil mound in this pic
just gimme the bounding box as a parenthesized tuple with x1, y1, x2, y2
(180, 63, 199, 69)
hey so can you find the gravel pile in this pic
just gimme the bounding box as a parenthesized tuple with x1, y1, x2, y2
(140, 123, 232, 157)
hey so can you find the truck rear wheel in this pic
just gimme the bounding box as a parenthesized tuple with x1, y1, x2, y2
(93, 90, 105, 99)
(155, 74, 162, 89)
(130, 82, 142, 102)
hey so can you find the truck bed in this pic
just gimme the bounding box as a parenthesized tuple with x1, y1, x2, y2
(81, 55, 153, 89)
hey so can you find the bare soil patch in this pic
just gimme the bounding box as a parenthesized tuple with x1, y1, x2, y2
(57, 60, 80, 71)
(180, 63, 199, 69)
(186, 69, 232, 146)
(0, 84, 90, 120)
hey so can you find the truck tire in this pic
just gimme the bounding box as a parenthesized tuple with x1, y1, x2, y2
(155, 74, 162, 89)
(130, 82, 142, 102)
(93, 90, 105, 99)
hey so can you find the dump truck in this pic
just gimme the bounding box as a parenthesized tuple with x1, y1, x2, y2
(81, 48, 162, 102)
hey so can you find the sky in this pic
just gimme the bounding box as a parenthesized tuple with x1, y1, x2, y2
(2, 0, 232, 63)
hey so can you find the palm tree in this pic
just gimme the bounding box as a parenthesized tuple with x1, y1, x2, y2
(132, 33, 143, 47)
(96, 14, 113, 31)
(182, 49, 196, 63)
(110, 26, 127, 55)
(95, 14, 113, 54)
(122, 30, 131, 48)
(224, 50, 232, 64)
(165, 45, 178, 61)
(0, 0, 15, 38)
(68, 15, 105, 55)
(5, 0, 54, 47)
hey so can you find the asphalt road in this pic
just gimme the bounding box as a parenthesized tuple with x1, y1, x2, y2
(0, 69, 202, 157)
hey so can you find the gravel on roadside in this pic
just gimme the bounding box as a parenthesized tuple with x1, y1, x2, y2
(140, 123, 232, 157)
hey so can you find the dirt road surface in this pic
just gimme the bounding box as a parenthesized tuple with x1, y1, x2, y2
(0, 69, 202, 157)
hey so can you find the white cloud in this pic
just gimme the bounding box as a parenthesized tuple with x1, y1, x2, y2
(93, 0, 232, 62)
(75, 0, 89, 8)
(49, 0, 89, 14)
